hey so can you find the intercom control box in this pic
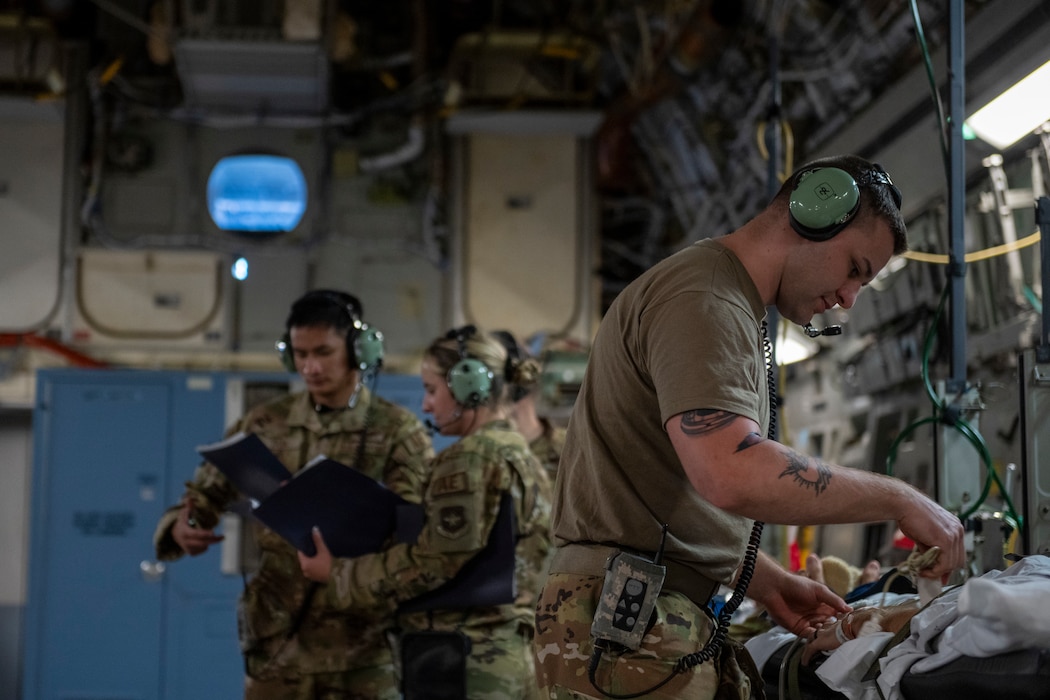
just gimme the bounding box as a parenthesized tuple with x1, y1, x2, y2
(590, 551, 666, 650)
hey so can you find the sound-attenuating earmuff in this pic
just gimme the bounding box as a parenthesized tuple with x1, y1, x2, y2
(353, 325, 385, 372)
(277, 336, 297, 373)
(789, 167, 860, 241)
(446, 325, 494, 409)
(788, 164, 902, 242)
(275, 290, 384, 373)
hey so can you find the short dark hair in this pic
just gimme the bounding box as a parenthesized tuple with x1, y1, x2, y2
(285, 289, 362, 334)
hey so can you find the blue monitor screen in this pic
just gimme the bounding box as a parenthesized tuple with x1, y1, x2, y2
(207, 154, 307, 233)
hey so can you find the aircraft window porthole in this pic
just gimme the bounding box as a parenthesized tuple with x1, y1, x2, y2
(206, 154, 307, 234)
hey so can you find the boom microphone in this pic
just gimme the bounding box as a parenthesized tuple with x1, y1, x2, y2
(425, 408, 462, 434)
(803, 323, 842, 338)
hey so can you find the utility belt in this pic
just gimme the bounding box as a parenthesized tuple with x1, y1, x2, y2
(548, 543, 720, 610)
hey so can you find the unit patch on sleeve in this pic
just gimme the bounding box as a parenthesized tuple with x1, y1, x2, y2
(436, 505, 469, 539)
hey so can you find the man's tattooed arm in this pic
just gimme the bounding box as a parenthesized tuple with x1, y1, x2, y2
(778, 448, 832, 495)
(680, 409, 736, 436)
(736, 432, 762, 452)
(681, 420, 832, 498)
(681, 417, 763, 453)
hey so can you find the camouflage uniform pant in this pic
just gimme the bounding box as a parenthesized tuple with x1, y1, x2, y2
(533, 573, 725, 700)
(396, 622, 540, 699)
(243, 663, 400, 700)
(464, 622, 541, 699)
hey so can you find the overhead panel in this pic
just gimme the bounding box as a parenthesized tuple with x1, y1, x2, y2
(71, 249, 228, 349)
(447, 111, 603, 343)
(174, 39, 329, 114)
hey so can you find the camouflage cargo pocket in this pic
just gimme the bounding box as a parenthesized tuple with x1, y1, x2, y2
(715, 637, 766, 700)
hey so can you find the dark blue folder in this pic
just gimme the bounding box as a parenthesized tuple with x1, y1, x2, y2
(251, 455, 411, 557)
(197, 431, 292, 502)
(399, 491, 517, 612)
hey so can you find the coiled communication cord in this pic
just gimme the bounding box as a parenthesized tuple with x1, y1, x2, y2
(586, 322, 775, 697)
(676, 321, 774, 669)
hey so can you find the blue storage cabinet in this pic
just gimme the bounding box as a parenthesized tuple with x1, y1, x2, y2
(22, 368, 442, 700)
(23, 369, 276, 700)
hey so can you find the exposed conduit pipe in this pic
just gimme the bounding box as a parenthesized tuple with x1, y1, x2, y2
(358, 122, 425, 173)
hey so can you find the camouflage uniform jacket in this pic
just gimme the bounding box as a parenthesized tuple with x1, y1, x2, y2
(153, 386, 433, 676)
(324, 419, 553, 635)
(529, 417, 567, 481)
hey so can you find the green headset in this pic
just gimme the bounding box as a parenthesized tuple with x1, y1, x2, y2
(353, 325, 385, 371)
(788, 164, 902, 241)
(276, 290, 385, 373)
(446, 325, 495, 409)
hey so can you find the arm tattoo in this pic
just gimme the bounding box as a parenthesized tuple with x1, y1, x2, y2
(779, 448, 832, 495)
(680, 409, 736, 436)
(736, 432, 762, 453)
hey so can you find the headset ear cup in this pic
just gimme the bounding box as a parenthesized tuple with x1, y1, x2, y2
(344, 317, 363, 370)
(276, 332, 296, 373)
(789, 167, 861, 241)
(447, 358, 494, 408)
(353, 325, 385, 371)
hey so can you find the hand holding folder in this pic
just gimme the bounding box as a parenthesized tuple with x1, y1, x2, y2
(197, 432, 422, 557)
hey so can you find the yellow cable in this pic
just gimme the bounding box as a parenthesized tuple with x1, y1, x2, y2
(378, 71, 399, 91)
(1005, 527, 1020, 564)
(99, 57, 124, 85)
(797, 525, 815, 572)
(903, 230, 1041, 264)
(754, 116, 1038, 268)
(756, 119, 795, 184)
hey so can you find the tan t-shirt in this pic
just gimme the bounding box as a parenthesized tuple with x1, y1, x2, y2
(553, 238, 769, 585)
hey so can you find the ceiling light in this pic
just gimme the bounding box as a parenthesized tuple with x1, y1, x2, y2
(966, 59, 1050, 149)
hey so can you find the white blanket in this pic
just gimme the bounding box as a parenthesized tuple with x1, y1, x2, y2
(878, 555, 1050, 700)
(744, 556, 1050, 700)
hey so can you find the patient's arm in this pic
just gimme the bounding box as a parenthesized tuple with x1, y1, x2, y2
(800, 601, 920, 665)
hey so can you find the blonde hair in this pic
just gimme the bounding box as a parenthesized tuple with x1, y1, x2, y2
(509, 355, 543, 391)
(425, 325, 514, 406)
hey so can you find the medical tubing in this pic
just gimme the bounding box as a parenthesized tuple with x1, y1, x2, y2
(953, 418, 1020, 527)
(899, 0, 1022, 530)
(888, 279, 1022, 529)
(908, 0, 950, 178)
